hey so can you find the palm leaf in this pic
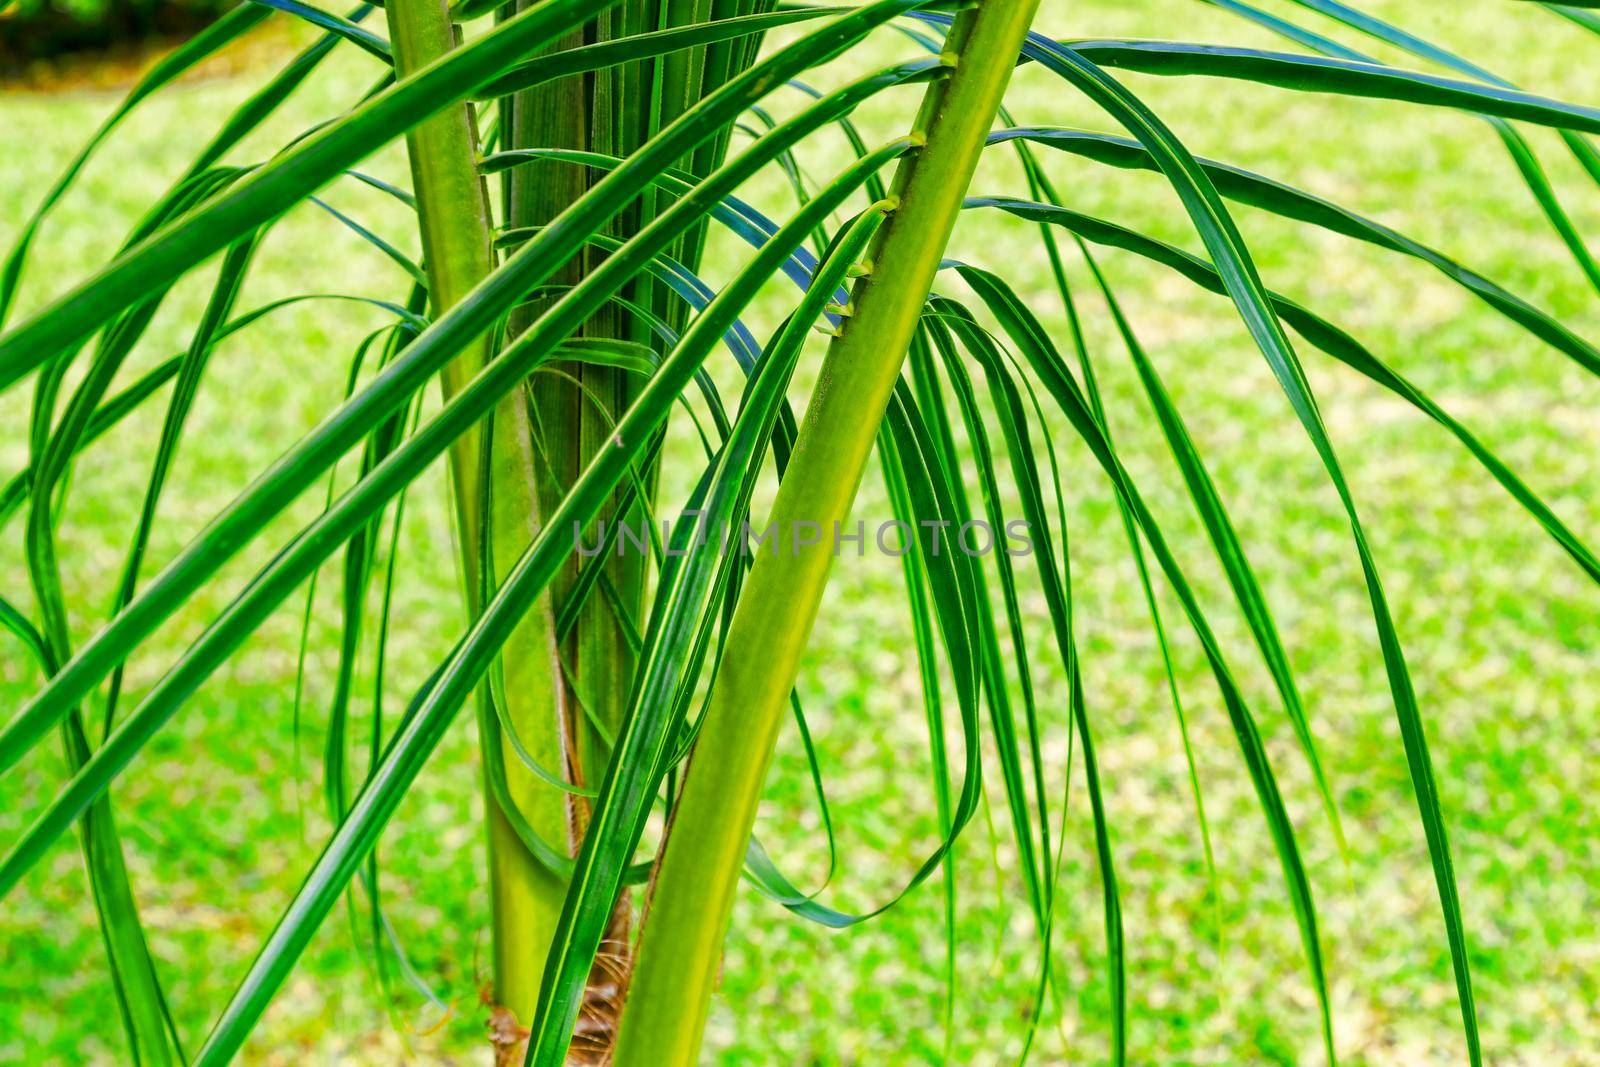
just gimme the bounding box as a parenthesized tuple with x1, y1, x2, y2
(2, 2, 1595, 1063)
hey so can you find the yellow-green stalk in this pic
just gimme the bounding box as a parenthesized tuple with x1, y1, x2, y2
(613, 2, 1043, 1063)
(383, 0, 571, 1053)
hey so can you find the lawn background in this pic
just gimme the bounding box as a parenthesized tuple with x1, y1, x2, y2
(1, 2, 1597, 1063)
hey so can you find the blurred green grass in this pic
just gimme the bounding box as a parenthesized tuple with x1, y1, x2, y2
(2, 2, 1598, 1063)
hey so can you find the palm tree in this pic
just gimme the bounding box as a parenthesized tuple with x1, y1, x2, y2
(1, 0, 1596, 1062)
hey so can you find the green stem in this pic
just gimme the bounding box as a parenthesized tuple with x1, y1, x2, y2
(613, 3, 1041, 1063)
(383, 0, 571, 1048)
(496, 7, 646, 1058)
(496, 7, 775, 1057)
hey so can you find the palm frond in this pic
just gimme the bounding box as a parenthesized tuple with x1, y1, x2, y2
(2, 1, 1595, 1063)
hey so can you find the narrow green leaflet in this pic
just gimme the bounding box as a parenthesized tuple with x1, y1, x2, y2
(1065, 39, 1600, 134)
(247, 0, 393, 62)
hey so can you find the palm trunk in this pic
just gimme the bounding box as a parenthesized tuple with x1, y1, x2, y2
(388, 2, 774, 1061)
(498, 11, 637, 1060)
(381, 2, 572, 1060)
(494, 4, 774, 1061)
(614, 3, 1043, 1063)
